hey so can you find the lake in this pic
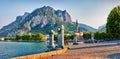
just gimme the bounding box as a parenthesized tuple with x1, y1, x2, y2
(0, 41, 48, 59)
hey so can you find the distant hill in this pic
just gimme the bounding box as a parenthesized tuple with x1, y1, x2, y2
(0, 6, 97, 37)
(97, 24, 106, 32)
(72, 22, 97, 32)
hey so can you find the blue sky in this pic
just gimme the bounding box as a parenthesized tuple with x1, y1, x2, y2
(0, 0, 120, 29)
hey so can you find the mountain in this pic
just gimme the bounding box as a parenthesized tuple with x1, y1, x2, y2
(97, 24, 106, 32)
(72, 22, 97, 32)
(0, 6, 96, 37)
(78, 23, 97, 32)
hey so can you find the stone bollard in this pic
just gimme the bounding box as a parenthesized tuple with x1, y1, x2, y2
(57, 25, 65, 49)
(47, 30, 56, 50)
(91, 33, 95, 43)
(73, 33, 79, 45)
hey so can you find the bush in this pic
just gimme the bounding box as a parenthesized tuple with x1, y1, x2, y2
(54, 34, 58, 41)
(15, 33, 44, 40)
(64, 34, 72, 40)
(94, 32, 106, 40)
(83, 32, 91, 40)
(5, 37, 16, 40)
(16, 35, 22, 40)
(35, 33, 44, 40)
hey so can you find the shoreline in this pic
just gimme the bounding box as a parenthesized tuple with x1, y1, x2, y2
(9, 48, 68, 59)
(0, 40, 47, 42)
(2, 40, 120, 59)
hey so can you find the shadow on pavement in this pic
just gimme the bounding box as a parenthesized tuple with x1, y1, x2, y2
(69, 43, 120, 50)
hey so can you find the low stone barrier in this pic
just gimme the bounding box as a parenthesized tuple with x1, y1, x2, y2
(9, 48, 68, 59)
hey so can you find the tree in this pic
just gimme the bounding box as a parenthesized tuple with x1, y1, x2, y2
(31, 34, 36, 40)
(36, 33, 44, 40)
(5, 37, 15, 40)
(64, 34, 71, 40)
(83, 32, 91, 40)
(106, 6, 120, 35)
(94, 32, 107, 40)
(16, 35, 22, 40)
(21, 34, 30, 40)
(54, 34, 58, 41)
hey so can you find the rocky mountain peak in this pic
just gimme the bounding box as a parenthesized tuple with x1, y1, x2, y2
(0, 6, 72, 37)
(0, 6, 96, 37)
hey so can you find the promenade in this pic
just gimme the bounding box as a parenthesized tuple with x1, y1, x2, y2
(44, 40, 120, 59)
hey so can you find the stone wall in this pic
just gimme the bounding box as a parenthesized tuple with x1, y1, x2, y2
(9, 48, 68, 59)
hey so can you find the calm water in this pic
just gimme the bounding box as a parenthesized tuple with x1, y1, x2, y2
(0, 41, 48, 59)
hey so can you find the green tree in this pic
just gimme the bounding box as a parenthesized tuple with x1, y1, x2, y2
(31, 34, 36, 40)
(83, 32, 91, 40)
(16, 35, 22, 40)
(36, 33, 44, 40)
(106, 5, 120, 37)
(21, 34, 30, 40)
(69, 34, 74, 40)
(94, 32, 106, 40)
(5, 37, 16, 40)
(54, 34, 58, 41)
(64, 34, 71, 40)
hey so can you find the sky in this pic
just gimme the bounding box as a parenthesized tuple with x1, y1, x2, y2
(0, 0, 120, 29)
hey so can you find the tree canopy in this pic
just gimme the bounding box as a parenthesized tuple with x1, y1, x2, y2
(15, 33, 44, 40)
(106, 6, 120, 34)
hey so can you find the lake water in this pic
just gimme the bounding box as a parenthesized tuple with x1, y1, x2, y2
(0, 41, 48, 59)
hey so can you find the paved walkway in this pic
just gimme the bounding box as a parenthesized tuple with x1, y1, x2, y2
(44, 41, 120, 59)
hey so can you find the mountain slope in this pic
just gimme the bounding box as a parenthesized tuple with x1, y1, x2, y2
(72, 22, 97, 32)
(97, 24, 106, 32)
(78, 23, 97, 32)
(0, 6, 96, 37)
(0, 6, 73, 37)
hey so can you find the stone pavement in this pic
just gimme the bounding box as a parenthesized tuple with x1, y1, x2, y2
(44, 41, 120, 59)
